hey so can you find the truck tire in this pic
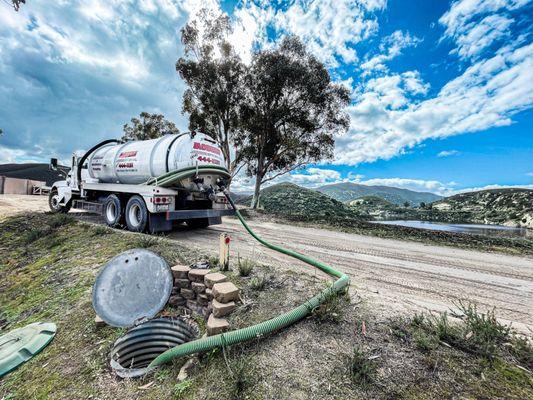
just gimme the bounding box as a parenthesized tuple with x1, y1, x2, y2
(186, 218, 210, 229)
(48, 189, 71, 214)
(125, 195, 148, 232)
(103, 194, 124, 227)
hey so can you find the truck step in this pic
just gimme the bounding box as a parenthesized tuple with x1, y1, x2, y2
(72, 200, 103, 215)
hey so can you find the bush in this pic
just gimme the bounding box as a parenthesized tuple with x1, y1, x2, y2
(312, 289, 349, 324)
(349, 347, 377, 387)
(23, 227, 51, 244)
(237, 256, 255, 277)
(249, 275, 268, 291)
(48, 213, 74, 228)
(135, 235, 159, 248)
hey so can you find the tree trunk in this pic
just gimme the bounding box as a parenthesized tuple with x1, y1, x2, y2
(251, 173, 262, 209)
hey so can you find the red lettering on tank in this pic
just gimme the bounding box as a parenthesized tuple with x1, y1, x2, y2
(193, 142, 221, 155)
(118, 151, 137, 158)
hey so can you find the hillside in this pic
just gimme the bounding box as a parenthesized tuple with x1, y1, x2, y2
(239, 182, 360, 223)
(433, 188, 533, 228)
(316, 182, 442, 206)
(0, 163, 67, 186)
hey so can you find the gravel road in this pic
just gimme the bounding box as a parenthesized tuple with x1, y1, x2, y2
(2, 194, 532, 333)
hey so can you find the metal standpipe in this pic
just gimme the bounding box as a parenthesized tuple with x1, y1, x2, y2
(147, 190, 350, 369)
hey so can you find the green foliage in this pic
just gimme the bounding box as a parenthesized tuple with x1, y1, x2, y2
(177, 9, 244, 175)
(508, 336, 533, 370)
(121, 111, 179, 141)
(23, 227, 51, 244)
(237, 255, 254, 277)
(135, 235, 160, 248)
(349, 347, 377, 387)
(238, 36, 350, 208)
(249, 274, 268, 291)
(312, 288, 349, 324)
(48, 213, 74, 229)
(92, 225, 112, 236)
(227, 356, 256, 400)
(173, 380, 193, 398)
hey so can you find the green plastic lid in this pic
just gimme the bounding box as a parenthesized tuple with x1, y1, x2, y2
(0, 322, 57, 377)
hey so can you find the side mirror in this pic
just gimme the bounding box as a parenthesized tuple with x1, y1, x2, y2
(50, 158, 58, 171)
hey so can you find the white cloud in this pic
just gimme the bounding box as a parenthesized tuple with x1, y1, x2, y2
(358, 178, 455, 194)
(361, 30, 421, 74)
(0, 0, 191, 162)
(439, 0, 530, 60)
(437, 150, 460, 157)
(336, 42, 533, 165)
(231, 0, 384, 67)
(525, 172, 533, 177)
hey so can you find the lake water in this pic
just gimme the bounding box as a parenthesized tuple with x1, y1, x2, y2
(371, 220, 533, 239)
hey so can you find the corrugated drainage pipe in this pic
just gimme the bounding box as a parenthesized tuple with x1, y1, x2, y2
(147, 189, 350, 369)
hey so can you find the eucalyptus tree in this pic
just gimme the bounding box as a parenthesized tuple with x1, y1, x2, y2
(122, 112, 179, 141)
(237, 36, 351, 209)
(177, 10, 246, 178)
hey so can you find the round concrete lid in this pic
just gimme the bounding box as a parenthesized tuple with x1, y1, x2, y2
(0, 322, 57, 378)
(92, 249, 173, 328)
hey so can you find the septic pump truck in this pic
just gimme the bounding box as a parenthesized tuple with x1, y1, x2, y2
(48, 132, 234, 233)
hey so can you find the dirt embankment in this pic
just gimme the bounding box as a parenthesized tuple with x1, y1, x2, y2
(1, 194, 532, 334)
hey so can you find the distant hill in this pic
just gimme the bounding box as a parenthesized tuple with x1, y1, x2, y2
(238, 182, 360, 223)
(433, 188, 533, 228)
(0, 163, 67, 186)
(316, 182, 442, 206)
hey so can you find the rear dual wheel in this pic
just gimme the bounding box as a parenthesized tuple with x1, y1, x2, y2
(103, 195, 148, 232)
(125, 196, 149, 233)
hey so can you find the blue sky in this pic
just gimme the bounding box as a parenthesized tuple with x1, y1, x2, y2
(0, 0, 532, 195)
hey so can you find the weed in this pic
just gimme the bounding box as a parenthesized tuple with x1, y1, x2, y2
(249, 274, 268, 291)
(23, 227, 51, 244)
(237, 255, 255, 277)
(508, 336, 533, 370)
(454, 301, 511, 357)
(227, 356, 256, 400)
(135, 235, 159, 248)
(312, 289, 348, 324)
(173, 380, 193, 398)
(154, 367, 171, 381)
(48, 213, 74, 228)
(349, 347, 377, 387)
(414, 331, 439, 352)
(92, 225, 111, 236)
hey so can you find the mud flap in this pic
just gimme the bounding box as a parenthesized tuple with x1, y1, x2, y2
(149, 213, 173, 233)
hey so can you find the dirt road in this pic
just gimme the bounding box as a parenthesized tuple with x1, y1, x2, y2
(2, 194, 532, 332)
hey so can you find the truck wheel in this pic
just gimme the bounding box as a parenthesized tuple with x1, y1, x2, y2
(125, 195, 148, 232)
(103, 194, 124, 227)
(48, 189, 71, 213)
(186, 218, 210, 229)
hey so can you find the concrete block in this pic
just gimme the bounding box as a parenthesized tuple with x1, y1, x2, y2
(191, 282, 206, 294)
(212, 299, 236, 318)
(181, 288, 196, 300)
(197, 293, 209, 306)
(204, 272, 227, 288)
(189, 269, 210, 283)
(212, 282, 240, 303)
(95, 315, 106, 327)
(168, 295, 186, 307)
(207, 314, 229, 336)
(171, 265, 190, 279)
(175, 278, 191, 289)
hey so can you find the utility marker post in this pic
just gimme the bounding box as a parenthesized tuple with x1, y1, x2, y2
(219, 233, 230, 271)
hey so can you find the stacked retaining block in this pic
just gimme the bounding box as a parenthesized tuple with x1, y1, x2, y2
(169, 265, 240, 336)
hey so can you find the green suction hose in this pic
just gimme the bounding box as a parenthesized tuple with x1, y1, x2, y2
(147, 190, 350, 368)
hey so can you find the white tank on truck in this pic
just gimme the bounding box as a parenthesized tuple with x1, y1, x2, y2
(88, 132, 225, 185)
(48, 132, 234, 233)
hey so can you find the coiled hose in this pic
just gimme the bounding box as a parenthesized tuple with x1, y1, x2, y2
(147, 189, 350, 368)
